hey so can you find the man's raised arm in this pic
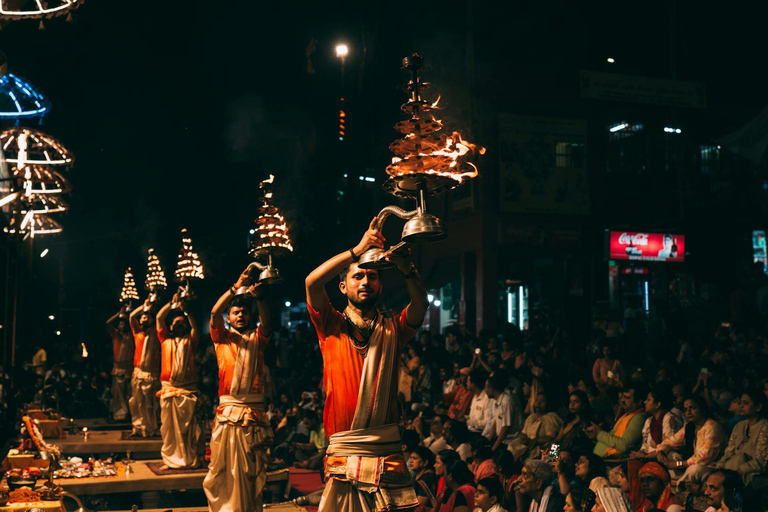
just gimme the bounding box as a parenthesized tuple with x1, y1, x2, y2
(156, 295, 174, 338)
(129, 300, 149, 332)
(211, 269, 251, 333)
(253, 284, 272, 339)
(305, 217, 384, 311)
(385, 251, 428, 328)
(106, 307, 126, 334)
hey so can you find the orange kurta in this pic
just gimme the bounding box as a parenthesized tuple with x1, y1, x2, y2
(157, 326, 199, 386)
(108, 327, 134, 374)
(308, 298, 418, 437)
(210, 322, 269, 396)
(131, 328, 161, 375)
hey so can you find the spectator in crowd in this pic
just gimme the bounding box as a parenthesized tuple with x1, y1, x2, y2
(631, 385, 682, 458)
(425, 416, 449, 454)
(563, 487, 596, 512)
(715, 388, 768, 485)
(473, 477, 507, 512)
(608, 463, 645, 511)
(469, 436, 497, 482)
(572, 452, 609, 493)
(486, 373, 522, 451)
(409, 445, 437, 511)
(448, 368, 474, 420)
(292, 410, 327, 470)
(442, 363, 461, 405)
(492, 450, 520, 511)
(587, 381, 649, 458)
(438, 459, 476, 512)
(445, 419, 471, 461)
(703, 469, 745, 512)
(466, 368, 491, 437)
(592, 342, 625, 390)
(517, 460, 565, 512)
(593, 487, 634, 512)
(637, 461, 683, 512)
(657, 394, 726, 487)
(508, 390, 563, 461)
(554, 390, 595, 454)
(434, 449, 461, 509)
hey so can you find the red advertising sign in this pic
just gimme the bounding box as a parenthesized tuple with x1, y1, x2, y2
(609, 232, 685, 262)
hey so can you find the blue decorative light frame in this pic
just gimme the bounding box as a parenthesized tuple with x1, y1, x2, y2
(0, 73, 51, 119)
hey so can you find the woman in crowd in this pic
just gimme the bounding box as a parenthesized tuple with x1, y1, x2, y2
(573, 453, 610, 492)
(411, 445, 438, 512)
(593, 487, 635, 512)
(555, 390, 596, 454)
(469, 436, 497, 482)
(608, 463, 644, 511)
(492, 450, 520, 511)
(437, 459, 476, 512)
(592, 342, 625, 391)
(715, 388, 768, 485)
(657, 395, 726, 487)
(434, 449, 461, 510)
(509, 391, 563, 461)
(564, 487, 596, 512)
(630, 385, 681, 459)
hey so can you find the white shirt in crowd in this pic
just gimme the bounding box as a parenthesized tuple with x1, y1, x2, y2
(468, 390, 492, 433)
(473, 505, 508, 512)
(424, 435, 448, 455)
(484, 389, 523, 440)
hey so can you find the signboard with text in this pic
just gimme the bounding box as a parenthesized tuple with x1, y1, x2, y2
(609, 231, 685, 262)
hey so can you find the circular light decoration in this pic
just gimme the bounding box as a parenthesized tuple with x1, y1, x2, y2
(0, 73, 51, 120)
(0, 0, 83, 21)
(175, 228, 204, 281)
(3, 211, 62, 235)
(0, 127, 74, 168)
(120, 267, 140, 304)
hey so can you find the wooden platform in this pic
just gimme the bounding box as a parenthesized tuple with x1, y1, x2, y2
(53, 431, 162, 456)
(111, 505, 308, 512)
(52, 460, 290, 499)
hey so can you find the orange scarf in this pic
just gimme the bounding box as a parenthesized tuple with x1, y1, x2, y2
(604, 408, 642, 457)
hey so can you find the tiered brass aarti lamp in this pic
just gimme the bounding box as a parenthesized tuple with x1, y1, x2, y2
(358, 53, 484, 269)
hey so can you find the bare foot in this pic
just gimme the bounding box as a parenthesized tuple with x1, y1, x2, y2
(159, 464, 170, 471)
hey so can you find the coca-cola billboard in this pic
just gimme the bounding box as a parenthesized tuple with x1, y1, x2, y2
(609, 231, 685, 262)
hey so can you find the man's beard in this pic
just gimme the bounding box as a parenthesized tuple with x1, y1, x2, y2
(349, 290, 379, 309)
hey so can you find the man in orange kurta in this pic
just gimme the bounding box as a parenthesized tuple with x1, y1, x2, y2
(156, 294, 202, 469)
(128, 300, 161, 437)
(203, 268, 273, 512)
(306, 218, 429, 511)
(106, 309, 134, 421)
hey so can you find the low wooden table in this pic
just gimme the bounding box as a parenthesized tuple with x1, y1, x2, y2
(52, 461, 291, 501)
(53, 431, 162, 456)
(0, 500, 65, 512)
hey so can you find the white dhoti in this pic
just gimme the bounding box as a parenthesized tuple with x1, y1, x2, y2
(158, 383, 201, 468)
(128, 369, 160, 436)
(320, 424, 418, 512)
(111, 370, 131, 421)
(203, 394, 274, 512)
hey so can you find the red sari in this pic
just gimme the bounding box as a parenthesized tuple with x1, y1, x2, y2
(436, 484, 475, 512)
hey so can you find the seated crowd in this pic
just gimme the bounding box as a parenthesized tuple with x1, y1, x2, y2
(385, 322, 768, 512)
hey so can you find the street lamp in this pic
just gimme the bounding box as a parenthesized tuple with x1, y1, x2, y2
(335, 43, 349, 141)
(335, 44, 349, 59)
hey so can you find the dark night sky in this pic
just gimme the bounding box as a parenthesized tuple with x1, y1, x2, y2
(1, 0, 766, 360)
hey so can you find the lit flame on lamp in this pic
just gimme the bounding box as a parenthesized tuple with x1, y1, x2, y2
(81, 343, 88, 358)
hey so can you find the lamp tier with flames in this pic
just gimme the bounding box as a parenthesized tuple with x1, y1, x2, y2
(243, 174, 293, 287)
(120, 267, 140, 307)
(144, 248, 167, 309)
(358, 53, 484, 269)
(173, 228, 204, 305)
(0, 127, 75, 238)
